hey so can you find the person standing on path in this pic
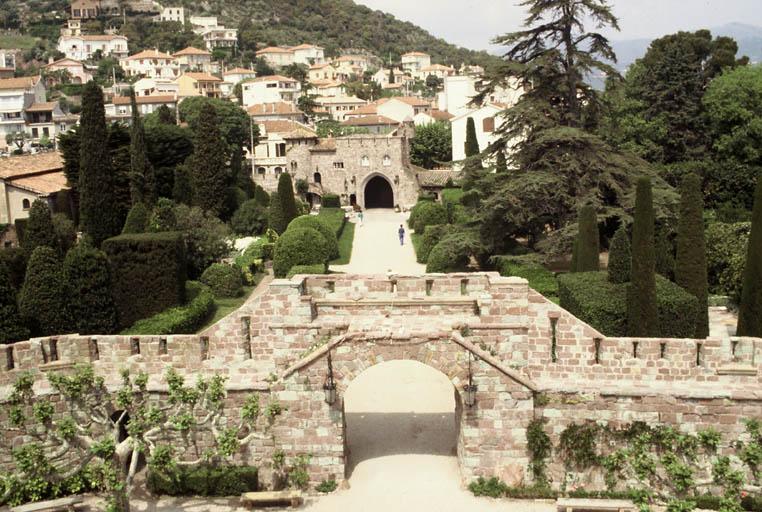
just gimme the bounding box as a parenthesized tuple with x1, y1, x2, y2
(358, 210, 364, 226)
(398, 224, 405, 246)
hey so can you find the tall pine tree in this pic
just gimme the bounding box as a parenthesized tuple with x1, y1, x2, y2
(737, 173, 762, 337)
(575, 205, 600, 271)
(79, 82, 122, 245)
(675, 173, 709, 338)
(188, 102, 229, 216)
(495, 150, 508, 173)
(270, 173, 299, 234)
(627, 178, 658, 337)
(129, 88, 155, 205)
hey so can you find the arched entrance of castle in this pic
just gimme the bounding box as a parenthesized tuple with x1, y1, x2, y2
(363, 175, 394, 208)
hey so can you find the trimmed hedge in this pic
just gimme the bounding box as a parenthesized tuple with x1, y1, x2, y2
(317, 208, 348, 239)
(287, 264, 328, 277)
(273, 227, 328, 278)
(231, 199, 268, 236)
(419, 224, 454, 263)
(410, 201, 447, 233)
(122, 202, 149, 234)
(496, 255, 559, 300)
(558, 271, 699, 338)
(426, 230, 481, 273)
(200, 263, 243, 298)
(287, 215, 339, 260)
(103, 232, 187, 329)
(122, 281, 214, 335)
(147, 465, 258, 496)
(322, 193, 340, 208)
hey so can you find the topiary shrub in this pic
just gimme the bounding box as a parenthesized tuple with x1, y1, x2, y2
(231, 199, 268, 236)
(0, 261, 29, 343)
(122, 202, 149, 234)
(148, 198, 177, 232)
(63, 242, 118, 334)
(287, 264, 327, 278)
(22, 199, 57, 256)
(738, 172, 762, 337)
(272, 227, 328, 278)
(287, 215, 339, 260)
(558, 271, 699, 338)
(410, 201, 447, 233)
(200, 263, 244, 298)
(103, 232, 187, 329)
(52, 213, 76, 255)
(419, 224, 455, 263)
(18, 246, 71, 336)
(608, 225, 631, 284)
(426, 230, 482, 273)
(147, 465, 258, 496)
(122, 281, 214, 335)
(253, 185, 270, 207)
(174, 204, 232, 280)
(322, 193, 340, 208)
(628, 178, 658, 337)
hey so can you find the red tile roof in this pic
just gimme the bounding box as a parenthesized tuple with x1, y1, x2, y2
(173, 46, 211, 57)
(342, 115, 397, 127)
(247, 102, 303, 116)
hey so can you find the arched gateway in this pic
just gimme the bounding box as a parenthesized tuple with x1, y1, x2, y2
(363, 175, 394, 208)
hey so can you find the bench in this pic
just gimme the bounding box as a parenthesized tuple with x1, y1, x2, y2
(557, 498, 636, 512)
(241, 490, 303, 508)
(10, 496, 84, 512)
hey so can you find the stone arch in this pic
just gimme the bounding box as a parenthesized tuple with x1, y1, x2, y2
(362, 173, 394, 209)
(278, 332, 535, 486)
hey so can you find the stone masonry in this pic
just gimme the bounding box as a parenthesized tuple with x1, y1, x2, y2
(1, 273, 760, 489)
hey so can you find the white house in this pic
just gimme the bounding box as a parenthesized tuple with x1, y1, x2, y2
(0, 76, 46, 149)
(314, 96, 366, 122)
(291, 44, 325, 65)
(440, 74, 523, 117)
(156, 6, 184, 23)
(308, 63, 339, 83)
(251, 120, 317, 186)
(132, 77, 179, 97)
(25, 102, 77, 145)
(241, 75, 301, 107)
(451, 103, 505, 162)
(172, 46, 214, 73)
(189, 16, 219, 33)
(202, 27, 237, 50)
(376, 97, 431, 123)
(332, 55, 371, 72)
(223, 67, 257, 85)
(0, 51, 16, 77)
(256, 47, 295, 68)
(105, 94, 178, 122)
(121, 49, 177, 79)
(43, 58, 92, 84)
(313, 80, 346, 98)
(247, 102, 305, 123)
(401, 51, 431, 73)
(416, 63, 455, 81)
(58, 34, 129, 61)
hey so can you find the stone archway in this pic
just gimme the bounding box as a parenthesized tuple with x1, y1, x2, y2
(363, 175, 394, 208)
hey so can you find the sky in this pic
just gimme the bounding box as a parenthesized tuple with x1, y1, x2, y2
(355, 0, 762, 52)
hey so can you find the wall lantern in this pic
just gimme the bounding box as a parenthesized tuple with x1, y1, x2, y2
(463, 352, 477, 407)
(323, 350, 337, 405)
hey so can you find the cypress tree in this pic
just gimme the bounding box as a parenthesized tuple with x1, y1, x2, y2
(172, 164, 193, 205)
(18, 246, 71, 336)
(254, 185, 270, 207)
(0, 261, 29, 343)
(232, 144, 255, 198)
(271, 173, 298, 234)
(462, 117, 482, 191)
(129, 88, 156, 206)
(64, 243, 118, 334)
(608, 225, 631, 284)
(22, 199, 57, 256)
(122, 202, 149, 234)
(675, 173, 709, 338)
(576, 205, 600, 272)
(737, 172, 762, 337)
(156, 104, 175, 125)
(495, 150, 508, 173)
(79, 81, 122, 246)
(188, 102, 229, 216)
(389, 68, 395, 85)
(627, 177, 658, 337)
(268, 191, 283, 234)
(464, 117, 480, 158)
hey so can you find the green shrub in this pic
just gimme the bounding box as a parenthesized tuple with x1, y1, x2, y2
(103, 232, 187, 329)
(441, 187, 464, 206)
(468, 476, 509, 498)
(558, 271, 699, 337)
(200, 263, 243, 298)
(123, 281, 214, 335)
(575, 205, 600, 272)
(63, 243, 118, 334)
(287, 264, 327, 278)
(253, 185, 270, 207)
(51, 214, 76, 255)
(231, 199, 268, 236)
(496, 254, 558, 299)
(234, 239, 267, 285)
(419, 224, 455, 263)
(122, 202, 149, 234)
(608, 225, 631, 284)
(0, 261, 29, 343)
(315, 479, 338, 493)
(148, 198, 177, 232)
(287, 215, 339, 259)
(410, 201, 447, 233)
(706, 222, 749, 303)
(628, 178, 658, 337)
(174, 204, 232, 279)
(273, 227, 328, 278)
(147, 465, 258, 496)
(322, 193, 340, 208)
(0, 248, 27, 290)
(22, 199, 56, 256)
(18, 246, 71, 336)
(426, 230, 482, 273)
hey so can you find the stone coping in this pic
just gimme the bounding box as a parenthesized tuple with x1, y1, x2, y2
(312, 297, 479, 306)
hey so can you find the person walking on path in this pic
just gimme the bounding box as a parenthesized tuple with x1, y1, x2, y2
(358, 210, 364, 226)
(398, 224, 405, 246)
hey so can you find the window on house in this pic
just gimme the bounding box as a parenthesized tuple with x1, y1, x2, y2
(22, 199, 30, 210)
(276, 143, 287, 157)
(383, 155, 391, 166)
(333, 162, 344, 169)
(483, 117, 495, 133)
(274, 167, 283, 176)
(291, 161, 298, 172)
(361, 156, 370, 167)
(43, 127, 49, 137)
(313, 172, 321, 184)
(257, 167, 266, 175)
(31, 128, 38, 138)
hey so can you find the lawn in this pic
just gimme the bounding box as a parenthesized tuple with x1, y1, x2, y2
(319, 208, 355, 265)
(0, 34, 38, 49)
(197, 284, 256, 332)
(441, 187, 464, 205)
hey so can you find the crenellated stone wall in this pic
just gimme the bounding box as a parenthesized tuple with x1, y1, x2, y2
(1, 272, 760, 489)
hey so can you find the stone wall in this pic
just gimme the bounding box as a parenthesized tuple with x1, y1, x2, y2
(1, 272, 760, 490)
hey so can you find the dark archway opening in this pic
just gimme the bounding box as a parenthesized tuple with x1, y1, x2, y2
(349, 194, 357, 206)
(364, 176, 394, 208)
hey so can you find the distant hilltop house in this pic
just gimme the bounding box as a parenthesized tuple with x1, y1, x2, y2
(241, 75, 301, 108)
(401, 51, 431, 73)
(105, 94, 178, 122)
(43, 58, 93, 85)
(255, 44, 326, 68)
(251, 122, 454, 210)
(0, 51, 17, 79)
(172, 46, 215, 74)
(314, 96, 366, 122)
(155, 6, 184, 24)
(0, 152, 69, 227)
(188, 16, 238, 51)
(121, 49, 177, 79)
(57, 34, 129, 61)
(69, 0, 157, 19)
(174, 72, 222, 99)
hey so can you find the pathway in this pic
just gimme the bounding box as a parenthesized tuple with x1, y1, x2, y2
(331, 209, 425, 275)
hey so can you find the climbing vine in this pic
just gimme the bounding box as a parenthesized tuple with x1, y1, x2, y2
(527, 418, 552, 486)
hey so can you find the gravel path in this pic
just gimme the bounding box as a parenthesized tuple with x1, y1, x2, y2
(330, 209, 425, 275)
